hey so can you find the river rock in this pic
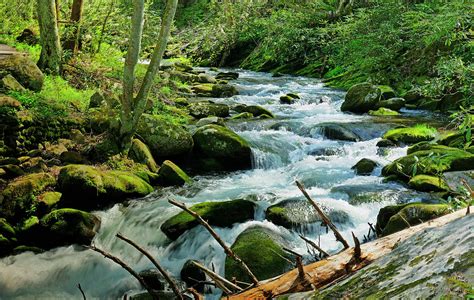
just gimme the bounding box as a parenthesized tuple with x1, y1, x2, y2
(137, 114, 194, 158)
(280, 93, 299, 104)
(376, 139, 396, 148)
(58, 164, 153, 210)
(158, 160, 191, 186)
(0, 172, 56, 222)
(139, 268, 165, 290)
(180, 260, 206, 292)
(376, 203, 451, 236)
(0, 74, 26, 93)
(341, 83, 382, 113)
(382, 146, 474, 179)
(318, 123, 360, 142)
(192, 83, 213, 96)
(195, 116, 226, 127)
(188, 101, 230, 119)
(211, 84, 238, 97)
(351, 158, 379, 175)
(233, 104, 274, 118)
(368, 107, 399, 116)
(129, 139, 158, 172)
(408, 175, 450, 193)
(382, 125, 437, 145)
(265, 199, 351, 229)
(225, 226, 292, 282)
(161, 199, 255, 240)
(216, 72, 239, 80)
(0, 54, 44, 91)
(375, 97, 405, 111)
(377, 85, 396, 100)
(192, 124, 252, 171)
(197, 73, 217, 84)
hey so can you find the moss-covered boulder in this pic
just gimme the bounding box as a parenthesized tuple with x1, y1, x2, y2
(0, 54, 44, 91)
(192, 83, 214, 96)
(137, 114, 193, 159)
(216, 72, 239, 81)
(195, 116, 226, 127)
(211, 84, 238, 97)
(266, 199, 350, 229)
(188, 102, 230, 119)
(352, 158, 379, 175)
(129, 139, 158, 172)
(58, 165, 153, 210)
(341, 83, 382, 113)
(0, 218, 16, 256)
(375, 97, 405, 111)
(318, 123, 360, 142)
(192, 124, 252, 171)
(280, 93, 299, 104)
(158, 160, 191, 186)
(408, 175, 450, 192)
(382, 146, 474, 179)
(234, 104, 274, 118)
(225, 226, 292, 282)
(36, 191, 62, 216)
(376, 203, 451, 236)
(36, 208, 100, 249)
(0, 173, 56, 221)
(377, 85, 396, 100)
(368, 107, 399, 116)
(382, 125, 437, 145)
(231, 112, 254, 119)
(161, 199, 255, 240)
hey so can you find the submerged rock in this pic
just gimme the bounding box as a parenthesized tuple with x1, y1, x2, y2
(161, 199, 255, 240)
(158, 160, 191, 187)
(211, 84, 239, 97)
(192, 124, 252, 171)
(376, 203, 451, 236)
(280, 93, 299, 104)
(231, 112, 254, 119)
(225, 226, 292, 282)
(382, 125, 437, 145)
(318, 123, 360, 142)
(351, 158, 379, 175)
(341, 83, 381, 113)
(216, 72, 239, 81)
(137, 114, 193, 159)
(58, 165, 153, 210)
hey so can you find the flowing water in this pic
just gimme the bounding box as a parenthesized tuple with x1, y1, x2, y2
(0, 70, 442, 299)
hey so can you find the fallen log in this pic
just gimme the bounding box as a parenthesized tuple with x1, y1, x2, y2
(227, 206, 472, 299)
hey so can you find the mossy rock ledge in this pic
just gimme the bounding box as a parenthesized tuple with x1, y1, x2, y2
(161, 199, 255, 240)
(187, 101, 230, 119)
(158, 160, 192, 187)
(382, 125, 437, 145)
(376, 203, 451, 236)
(136, 114, 193, 159)
(192, 124, 252, 171)
(225, 226, 293, 283)
(408, 175, 450, 192)
(58, 164, 153, 210)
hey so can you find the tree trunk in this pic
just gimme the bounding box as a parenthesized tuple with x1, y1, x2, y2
(37, 0, 62, 74)
(63, 0, 84, 55)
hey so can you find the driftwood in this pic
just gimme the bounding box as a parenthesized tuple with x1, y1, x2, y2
(116, 233, 184, 299)
(169, 199, 259, 285)
(296, 181, 350, 249)
(191, 261, 243, 294)
(227, 207, 472, 299)
(88, 245, 158, 299)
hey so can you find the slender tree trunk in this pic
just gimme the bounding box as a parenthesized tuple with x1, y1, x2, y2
(64, 0, 84, 55)
(96, 0, 115, 54)
(117, 0, 179, 151)
(37, 0, 62, 74)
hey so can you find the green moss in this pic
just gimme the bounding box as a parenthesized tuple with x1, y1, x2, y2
(231, 112, 254, 119)
(368, 107, 399, 116)
(187, 101, 229, 119)
(158, 160, 192, 186)
(234, 105, 274, 118)
(341, 83, 381, 113)
(19, 216, 39, 232)
(383, 124, 437, 144)
(408, 175, 450, 192)
(381, 203, 451, 236)
(225, 226, 292, 282)
(377, 85, 396, 99)
(129, 139, 158, 173)
(161, 200, 255, 240)
(0, 218, 15, 238)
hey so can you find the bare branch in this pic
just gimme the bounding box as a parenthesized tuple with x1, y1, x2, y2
(168, 199, 259, 285)
(77, 283, 86, 300)
(299, 235, 330, 258)
(191, 261, 243, 294)
(296, 181, 350, 249)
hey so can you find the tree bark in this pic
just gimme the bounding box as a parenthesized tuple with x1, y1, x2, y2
(37, 0, 62, 74)
(227, 207, 472, 299)
(63, 0, 84, 55)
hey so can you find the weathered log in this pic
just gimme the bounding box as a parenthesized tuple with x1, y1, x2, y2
(169, 199, 259, 285)
(116, 233, 184, 299)
(226, 207, 472, 299)
(296, 180, 350, 249)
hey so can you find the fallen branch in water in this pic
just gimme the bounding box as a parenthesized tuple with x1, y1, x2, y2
(296, 180, 350, 249)
(77, 283, 86, 300)
(116, 233, 184, 300)
(299, 234, 330, 258)
(169, 199, 259, 286)
(88, 245, 158, 299)
(191, 260, 243, 294)
(227, 206, 473, 299)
